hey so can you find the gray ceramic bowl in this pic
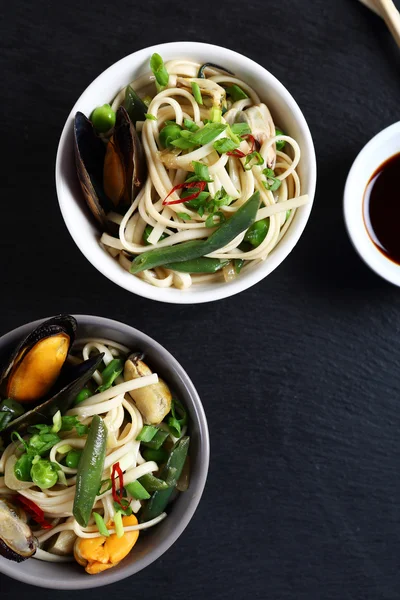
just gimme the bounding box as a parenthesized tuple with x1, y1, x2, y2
(0, 315, 209, 589)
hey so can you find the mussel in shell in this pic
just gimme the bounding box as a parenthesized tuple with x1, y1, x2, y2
(124, 353, 171, 425)
(0, 315, 76, 404)
(0, 353, 104, 445)
(74, 106, 147, 230)
(0, 498, 37, 562)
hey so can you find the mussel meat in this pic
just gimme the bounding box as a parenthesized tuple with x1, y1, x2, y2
(0, 498, 37, 562)
(0, 353, 104, 444)
(124, 353, 171, 424)
(74, 106, 146, 230)
(0, 315, 76, 404)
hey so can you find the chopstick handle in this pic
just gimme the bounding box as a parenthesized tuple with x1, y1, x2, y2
(374, 0, 400, 48)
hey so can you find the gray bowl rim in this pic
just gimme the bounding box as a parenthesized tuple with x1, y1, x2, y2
(0, 314, 209, 589)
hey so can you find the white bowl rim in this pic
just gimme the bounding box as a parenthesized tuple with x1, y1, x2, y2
(0, 314, 210, 589)
(55, 41, 317, 304)
(343, 120, 400, 286)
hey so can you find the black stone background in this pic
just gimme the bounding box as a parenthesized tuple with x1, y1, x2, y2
(1, 0, 400, 598)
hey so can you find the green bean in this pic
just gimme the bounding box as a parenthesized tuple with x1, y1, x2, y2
(73, 415, 107, 527)
(244, 218, 270, 248)
(140, 436, 190, 522)
(165, 257, 229, 273)
(130, 192, 260, 274)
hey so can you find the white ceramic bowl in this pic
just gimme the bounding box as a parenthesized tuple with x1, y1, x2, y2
(343, 121, 400, 285)
(56, 41, 317, 303)
(0, 315, 209, 589)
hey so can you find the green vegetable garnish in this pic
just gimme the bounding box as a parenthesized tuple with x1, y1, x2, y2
(90, 104, 116, 133)
(205, 212, 225, 228)
(141, 429, 169, 449)
(60, 416, 88, 437)
(143, 225, 168, 245)
(191, 81, 203, 105)
(244, 151, 264, 171)
(130, 192, 260, 274)
(183, 118, 199, 132)
(125, 480, 150, 500)
(213, 137, 239, 154)
(167, 398, 187, 438)
(286, 210, 291, 221)
(226, 85, 248, 102)
(230, 123, 251, 137)
(31, 458, 58, 489)
(51, 411, 62, 433)
(145, 113, 157, 121)
(73, 415, 108, 527)
(275, 128, 286, 151)
(142, 447, 169, 463)
(141, 437, 190, 522)
(28, 432, 60, 456)
(138, 473, 170, 492)
(210, 106, 222, 122)
(93, 512, 110, 537)
(177, 212, 191, 221)
(74, 387, 92, 405)
(171, 122, 227, 149)
(166, 257, 229, 274)
(150, 53, 169, 87)
(97, 359, 124, 392)
(113, 510, 124, 538)
(234, 259, 244, 274)
(159, 122, 182, 148)
(262, 168, 282, 192)
(244, 218, 270, 248)
(136, 425, 159, 442)
(14, 453, 33, 481)
(65, 449, 82, 469)
(186, 161, 213, 183)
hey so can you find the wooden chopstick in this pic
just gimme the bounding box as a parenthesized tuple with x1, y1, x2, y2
(359, 0, 400, 48)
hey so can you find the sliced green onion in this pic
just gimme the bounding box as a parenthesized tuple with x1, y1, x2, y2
(97, 359, 124, 392)
(213, 137, 239, 154)
(145, 113, 157, 121)
(57, 444, 73, 455)
(210, 106, 222, 122)
(205, 212, 225, 228)
(113, 510, 124, 538)
(74, 388, 92, 405)
(226, 84, 248, 102)
(184, 118, 199, 132)
(177, 212, 191, 221)
(51, 411, 62, 433)
(275, 128, 286, 151)
(231, 123, 251, 137)
(11, 431, 28, 452)
(244, 151, 264, 171)
(142, 429, 170, 450)
(98, 478, 112, 495)
(150, 53, 169, 87)
(167, 398, 188, 438)
(114, 500, 132, 516)
(286, 210, 291, 221)
(136, 425, 159, 442)
(191, 82, 203, 105)
(186, 161, 213, 183)
(93, 512, 110, 537)
(57, 468, 67, 486)
(125, 480, 151, 500)
(262, 167, 282, 192)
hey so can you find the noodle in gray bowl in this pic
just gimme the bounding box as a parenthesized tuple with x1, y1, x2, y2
(0, 314, 209, 589)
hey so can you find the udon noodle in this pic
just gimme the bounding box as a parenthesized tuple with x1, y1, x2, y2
(91, 57, 308, 289)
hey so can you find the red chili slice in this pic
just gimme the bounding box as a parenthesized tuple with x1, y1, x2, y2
(226, 149, 246, 158)
(163, 181, 207, 205)
(111, 462, 124, 506)
(227, 134, 257, 159)
(16, 495, 53, 529)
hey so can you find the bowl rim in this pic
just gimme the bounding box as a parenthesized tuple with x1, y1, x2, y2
(55, 41, 317, 303)
(343, 120, 400, 286)
(0, 314, 210, 589)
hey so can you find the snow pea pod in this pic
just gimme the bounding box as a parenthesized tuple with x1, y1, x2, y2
(124, 85, 147, 125)
(73, 415, 107, 527)
(140, 436, 190, 522)
(165, 257, 229, 273)
(130, 192, 260, 274)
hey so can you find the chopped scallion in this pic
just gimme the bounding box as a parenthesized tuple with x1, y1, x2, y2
(213, 137, 239, 154)
(150, 53, 169, 87)
(113, 510, 124, 538)
(136, 425, 159, 442)
(145, 113, 157, 121)
(51, 411, 62, 433)
(226, 84, 248, 102)
(125, 480, 151, 500)
(191, 82, 203, 105)
(93, 512, 110, 537)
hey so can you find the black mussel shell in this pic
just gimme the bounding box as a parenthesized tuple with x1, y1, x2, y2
(74, 111, 111, 228)
(0, 353, 104, 444)
(0, 499, 37, 562)
(0, 314, 77, 390)
(113, 106, 147, 203)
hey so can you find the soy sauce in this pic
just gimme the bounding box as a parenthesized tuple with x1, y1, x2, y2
(363, 153, 400, 264)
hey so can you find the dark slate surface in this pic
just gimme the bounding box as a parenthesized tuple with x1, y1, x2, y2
(1, 0, 400, 598)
